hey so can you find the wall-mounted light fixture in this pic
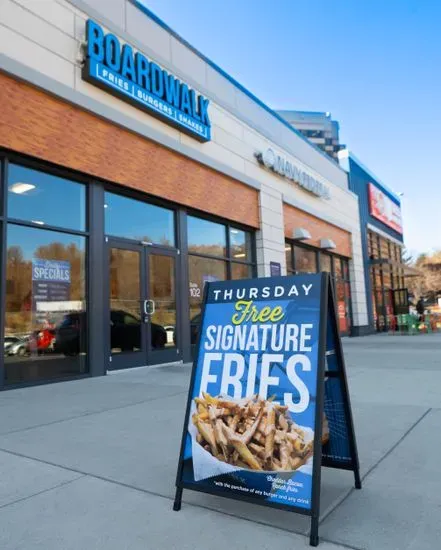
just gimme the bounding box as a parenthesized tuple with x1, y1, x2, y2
(292, 228, 312, 241)
(320, 238, 336, 250)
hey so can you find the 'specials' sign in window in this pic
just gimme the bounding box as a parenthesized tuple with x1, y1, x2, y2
(82, 20, 211, 142)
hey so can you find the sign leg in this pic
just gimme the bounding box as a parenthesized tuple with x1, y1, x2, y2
(310, 516, 319, 547)
(354, 468, 362, 490)
(173, 487, 183, 511)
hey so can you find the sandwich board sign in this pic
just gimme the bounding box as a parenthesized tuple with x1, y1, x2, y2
(174, 273, 361, 546)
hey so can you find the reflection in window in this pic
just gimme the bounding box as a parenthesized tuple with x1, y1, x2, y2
(188, 256, 226, 343)
(320, 254, 332, 273)
(105, 192, 175, 246)
(294, 246, 317, 273)
(8, 164, 86, 231)
(109, 248, 141, 354)
(4, 224, 87, 384)
(334, 258, 343, 279)
(231, 263, 252, 280)
(230, 228, 251, 261)
(187, 216, 226, 257)
(285, 245, 293, 273)
(149, 254, 176, 349)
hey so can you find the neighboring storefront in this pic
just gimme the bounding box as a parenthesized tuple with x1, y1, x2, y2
(0, 0, 368, 389)
(283, 204, 353, 335)
(339, 150, 411, 332)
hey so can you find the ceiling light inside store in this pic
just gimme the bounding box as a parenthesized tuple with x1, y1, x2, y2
(9, 182, 36, 195)
(230, 229, 239, 234)
(234, 253, 246, 258)
(285, 245, 291, 251)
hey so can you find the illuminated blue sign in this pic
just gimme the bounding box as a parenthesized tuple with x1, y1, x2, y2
(82, 20, 211, 142)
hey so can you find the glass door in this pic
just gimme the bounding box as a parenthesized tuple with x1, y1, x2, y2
(108, 241, 146, 370)
(146, 248, 181, 365)
(107, 240, 181, 370)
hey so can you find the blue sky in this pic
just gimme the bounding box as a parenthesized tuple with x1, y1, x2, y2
(139, 0, 440, 257)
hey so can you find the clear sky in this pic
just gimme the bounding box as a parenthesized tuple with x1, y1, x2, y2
(139, 0, 440, 258)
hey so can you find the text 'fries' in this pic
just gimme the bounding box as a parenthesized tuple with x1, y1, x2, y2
(192, 393, 330, 472)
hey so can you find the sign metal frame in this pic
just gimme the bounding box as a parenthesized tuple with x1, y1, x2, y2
(174, 273, 361, 546)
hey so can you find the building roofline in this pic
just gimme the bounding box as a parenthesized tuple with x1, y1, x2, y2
(130, 0, 346, 174)
(338, 148, 401, 204)
(276, 110, 332, 117)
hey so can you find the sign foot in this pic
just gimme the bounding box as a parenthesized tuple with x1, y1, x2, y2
(173, 487, 183, 511)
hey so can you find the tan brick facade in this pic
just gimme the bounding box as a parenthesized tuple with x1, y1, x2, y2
(0, 73, 259, 228)
(283, 203, 352, 257)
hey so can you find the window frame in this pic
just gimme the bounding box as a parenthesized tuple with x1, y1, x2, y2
(0, 151, 90, 389)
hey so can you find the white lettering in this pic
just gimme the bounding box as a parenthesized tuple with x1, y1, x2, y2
(284, 354, 311, 413)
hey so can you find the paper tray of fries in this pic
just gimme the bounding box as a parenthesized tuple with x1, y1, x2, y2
(189, 393, 326, 482)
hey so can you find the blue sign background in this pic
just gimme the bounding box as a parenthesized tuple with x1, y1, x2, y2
(82, 20, 211, 142)
(181, 275, 324, 510)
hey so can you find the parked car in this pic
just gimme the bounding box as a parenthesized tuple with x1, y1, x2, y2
(54, 310, 167, 356)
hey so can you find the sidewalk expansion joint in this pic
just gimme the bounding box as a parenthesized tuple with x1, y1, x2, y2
(0, 474, 85, 511)
(0, 446, 362, 548)
(1, 389, 187, 437)
(319, 407, 433, 526)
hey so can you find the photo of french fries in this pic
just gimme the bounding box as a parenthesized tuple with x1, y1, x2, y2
(191, 393, 330, 472)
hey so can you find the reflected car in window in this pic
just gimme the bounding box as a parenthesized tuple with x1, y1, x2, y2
(5, 336, 30, 356)
(4, 336, 20, 353)
(190, 314, 201, 345)
(28, 329, 56, 355)
(54, 310, 167, 355)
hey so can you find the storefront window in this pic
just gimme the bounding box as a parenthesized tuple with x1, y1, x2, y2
(187, 216, 254, 353)
(383, 268, 392, 288)
(105, 192, 175, 246)
(334, 258, 343, 279)
(188, 216, 226, 257)
(294, 246, 317, 273)
(285, 245, 293, 274)
(188, 256, 227, 337)
(230, 228, 252, 262)
(4, 224, 87, 385)
(231, 263, 253, 280)
(320, 253, 332, 273)
(8, 164, 86, 231)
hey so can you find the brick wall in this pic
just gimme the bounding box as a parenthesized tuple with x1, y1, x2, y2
(283, 203, 352, 257)
(0, 72, 259, 228)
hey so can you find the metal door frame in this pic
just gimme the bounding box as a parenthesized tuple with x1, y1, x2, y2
(106, 238, 147, 371)
(145, 245, 182, 366)
(105, 238, 182, 371)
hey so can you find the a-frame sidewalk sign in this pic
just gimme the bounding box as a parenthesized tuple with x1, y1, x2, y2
(174, 272, 361, 546)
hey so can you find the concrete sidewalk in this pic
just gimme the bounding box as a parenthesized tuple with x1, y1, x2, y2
(0, 333, 440, 550)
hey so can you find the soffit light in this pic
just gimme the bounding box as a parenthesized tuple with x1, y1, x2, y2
(9, 182, 36, 195)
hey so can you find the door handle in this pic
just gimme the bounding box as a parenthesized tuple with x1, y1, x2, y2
(147, 299, 155, 315)
(143, 300, 155, 316)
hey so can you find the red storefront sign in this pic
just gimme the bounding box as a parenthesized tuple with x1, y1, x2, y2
(368, 183, 403, 234)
